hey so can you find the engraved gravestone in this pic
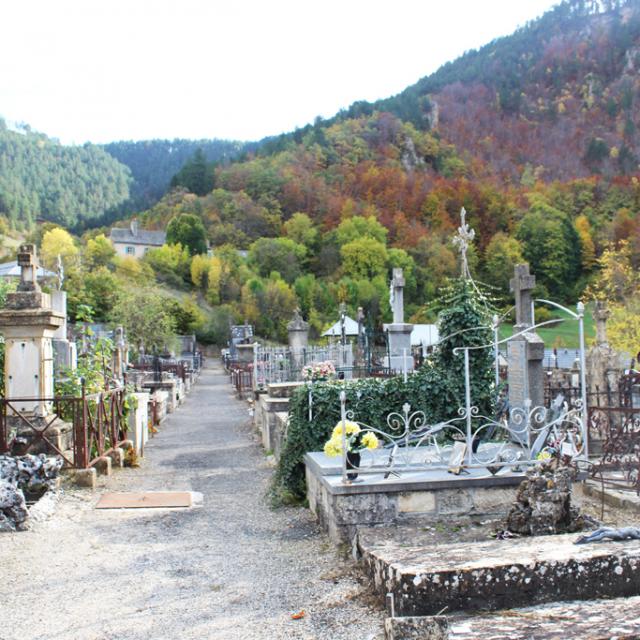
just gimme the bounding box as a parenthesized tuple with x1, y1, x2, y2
(507, 264, 545, 442)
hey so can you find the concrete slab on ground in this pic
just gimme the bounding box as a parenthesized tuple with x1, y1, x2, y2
(95, 491, 193, 509)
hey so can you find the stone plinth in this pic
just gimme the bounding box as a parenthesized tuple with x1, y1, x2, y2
(0, 307, 65, 416)
(359, 528, 640, 617)
(266, 381, 304, 398)
(287, 309, 309, 361)
(255, 395, 290, 452)
(383, 323, 414, 373)
(127, 392, 150, 455)
(305, 451, 523, 543)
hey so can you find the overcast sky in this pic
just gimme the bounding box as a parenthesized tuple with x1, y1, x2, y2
(0, 0, 559, 144)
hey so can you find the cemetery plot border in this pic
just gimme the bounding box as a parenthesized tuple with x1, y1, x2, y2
(0, 386, 129, 469)
(332, 311, 590, 484)
(335, 387, 586, 483)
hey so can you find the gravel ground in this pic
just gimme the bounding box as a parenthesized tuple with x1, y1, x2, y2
(0, 366, 385, 640)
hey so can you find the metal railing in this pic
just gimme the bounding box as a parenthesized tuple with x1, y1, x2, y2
(336, 389, 586, 483)
(330, 308, 591, 484)
(0, 386, 128, 469)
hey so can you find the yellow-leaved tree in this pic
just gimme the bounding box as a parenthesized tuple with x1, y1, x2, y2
(40, 227, 78, 271)
(585, 241, 640, 354)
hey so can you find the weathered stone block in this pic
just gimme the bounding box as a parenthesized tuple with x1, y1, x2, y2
(384, 616, 449, 640)
(359, 528, 640, 617)
(398, 491, 436, 514)
(472, 487, 517, 514)
(266, 381, 304, 398)
(74, 467, 96, 489)
(108, 447, 125, 468)
(332, 492, 397, 525)
(93, 456, 112, 476)
(436, 488, 473, 515)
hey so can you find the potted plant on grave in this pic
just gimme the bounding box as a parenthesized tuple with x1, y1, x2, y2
(302, 360, 336, 382)
(323, 420, 380, 480)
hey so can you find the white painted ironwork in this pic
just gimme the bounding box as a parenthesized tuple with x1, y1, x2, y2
(254, 343, 354, 387)
(335, 309, 589, 483)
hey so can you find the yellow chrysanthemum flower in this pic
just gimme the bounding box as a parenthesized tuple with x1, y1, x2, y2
(361, 432, 379, 450)
(332, 420, 361, 438)
(323, 438, 342, 457)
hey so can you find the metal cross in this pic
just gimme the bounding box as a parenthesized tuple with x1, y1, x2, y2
(452, 207, 475, 279)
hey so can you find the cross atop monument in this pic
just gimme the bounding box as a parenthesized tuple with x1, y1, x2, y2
(510, 263, 536, 328)
(390, 268, 405, 324)
(16, 244, 41, 293)
(593, 300, 610, 346)
(452, 207, 475, 280)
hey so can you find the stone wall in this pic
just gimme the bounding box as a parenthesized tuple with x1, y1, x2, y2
(305, 456, 521, 543)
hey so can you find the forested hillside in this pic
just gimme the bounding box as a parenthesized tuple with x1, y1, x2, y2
(263, 0, 640, 183)
(0, 121, 131, 229)
(102, 139, 253, 214)
(4, 0, 640, 350)
(124, 0, 640, 344)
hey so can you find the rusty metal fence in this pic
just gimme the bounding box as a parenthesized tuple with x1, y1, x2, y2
(0, 386, 129, 469)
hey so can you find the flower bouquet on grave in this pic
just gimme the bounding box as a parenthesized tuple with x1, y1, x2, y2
(323, 420, 379, 480)
(302, 360, 336, 382)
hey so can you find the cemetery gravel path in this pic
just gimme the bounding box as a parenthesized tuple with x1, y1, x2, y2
(0, 365, 384, 640)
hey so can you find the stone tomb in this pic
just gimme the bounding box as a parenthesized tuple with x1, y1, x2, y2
(305, 450, 524, 543)
(358, 525, 640, 618)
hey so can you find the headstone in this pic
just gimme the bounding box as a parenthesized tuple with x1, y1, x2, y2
(383, 268, 414, 373)
(507, 264, 545, 440)
(287, 309, 309, 368)
(339, 302, 347, 346)
(587, 300, 619, 396)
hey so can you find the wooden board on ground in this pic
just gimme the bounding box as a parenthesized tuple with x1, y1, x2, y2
(95, 492, 192, 509)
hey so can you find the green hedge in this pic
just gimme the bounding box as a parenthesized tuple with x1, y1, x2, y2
(273, 280, 495, 501)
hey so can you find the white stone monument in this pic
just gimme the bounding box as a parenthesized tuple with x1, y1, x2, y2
(0, 245, 72, 454)
(287, 309, 309, 369)
(383, 268, 414, 373)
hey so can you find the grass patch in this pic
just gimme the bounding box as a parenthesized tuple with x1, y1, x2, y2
(499, 304, 595, 349)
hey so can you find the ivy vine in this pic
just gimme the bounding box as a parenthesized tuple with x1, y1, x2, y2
(273, 279, 496, 502)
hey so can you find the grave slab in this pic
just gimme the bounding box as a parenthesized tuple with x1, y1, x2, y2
(385, 596, 640, 639)
(358, 525, 640, 617)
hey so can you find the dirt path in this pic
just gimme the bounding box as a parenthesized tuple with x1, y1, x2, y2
(0, 366, 384, 640)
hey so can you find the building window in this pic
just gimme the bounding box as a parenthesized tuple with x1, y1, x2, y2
(126, 246, 135, 255)
(144, 247, 150, 254)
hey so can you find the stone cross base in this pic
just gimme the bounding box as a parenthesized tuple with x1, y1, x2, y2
(384, 322, 414, 373)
